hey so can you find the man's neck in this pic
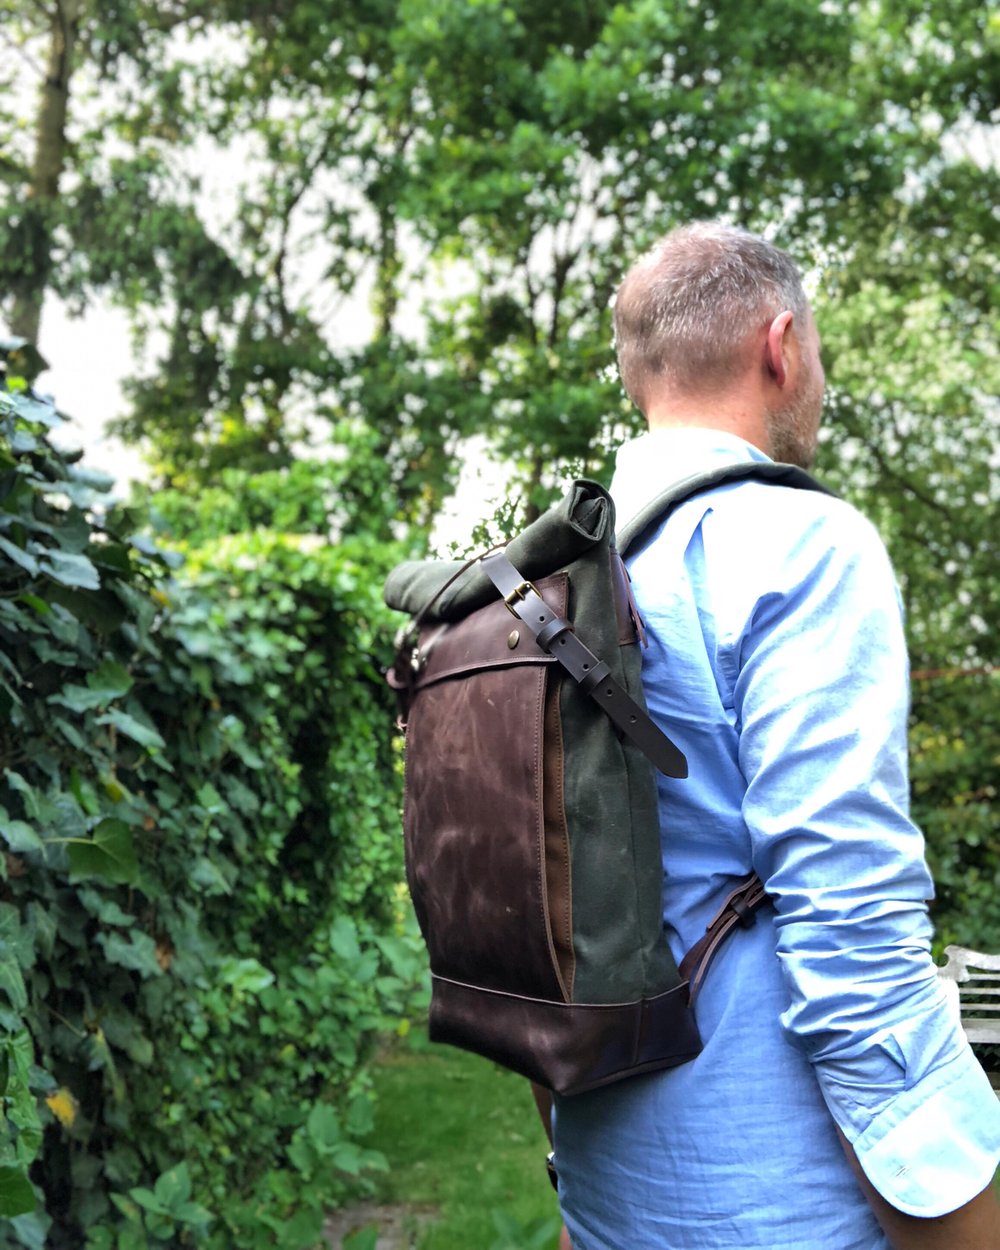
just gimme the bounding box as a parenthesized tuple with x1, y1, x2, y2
(643, 399, 771, 460)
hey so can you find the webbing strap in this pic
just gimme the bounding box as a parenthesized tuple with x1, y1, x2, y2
(479, 549, 688, 779)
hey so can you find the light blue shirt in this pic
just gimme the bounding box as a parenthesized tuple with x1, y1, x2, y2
(552, 429, 1000, 1250)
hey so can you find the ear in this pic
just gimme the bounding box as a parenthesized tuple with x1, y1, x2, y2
(765, 310, 795, 388)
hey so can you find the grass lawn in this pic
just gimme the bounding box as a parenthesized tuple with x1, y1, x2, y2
(358, 1028, 562, 1250)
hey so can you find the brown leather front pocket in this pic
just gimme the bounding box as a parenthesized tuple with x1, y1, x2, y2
(403, 575, 571, 1003)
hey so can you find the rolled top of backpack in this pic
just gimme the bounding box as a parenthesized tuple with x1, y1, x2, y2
(384, 479, 613, 623)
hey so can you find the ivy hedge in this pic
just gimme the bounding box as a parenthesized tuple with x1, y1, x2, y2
(0, 344, 421, 1248)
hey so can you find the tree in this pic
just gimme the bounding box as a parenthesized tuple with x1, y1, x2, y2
(4, 0, 996, 631)
(0, 1, 211, 345)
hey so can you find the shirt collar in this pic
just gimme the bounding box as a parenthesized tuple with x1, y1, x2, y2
(610, 429, 773, 534)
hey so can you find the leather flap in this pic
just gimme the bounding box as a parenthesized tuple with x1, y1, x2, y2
(414, 574, 568, 690)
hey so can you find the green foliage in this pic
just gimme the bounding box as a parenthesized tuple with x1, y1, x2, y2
(0, 343, 422, 1247)
(910, 672, 1000, 954)
(143, 424, 412, 550)
(342, 1227, 379, 1250)
(7, 0, 994, 530)
(488, 1212, 563, 1250)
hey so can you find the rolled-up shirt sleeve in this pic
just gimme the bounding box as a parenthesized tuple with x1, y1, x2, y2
(733, 500, 1000, 1217)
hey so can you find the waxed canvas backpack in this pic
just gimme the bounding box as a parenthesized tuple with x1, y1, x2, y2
(384, 461, 826, 1094)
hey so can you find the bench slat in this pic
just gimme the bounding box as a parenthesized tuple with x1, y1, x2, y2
(938, 946, 1000, 1046)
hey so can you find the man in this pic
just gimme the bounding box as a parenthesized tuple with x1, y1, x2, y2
(545, 223, 1000, 1249)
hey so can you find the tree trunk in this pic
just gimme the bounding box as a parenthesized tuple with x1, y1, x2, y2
(9, 0, 83, 346)
(373, 203, 401, 339)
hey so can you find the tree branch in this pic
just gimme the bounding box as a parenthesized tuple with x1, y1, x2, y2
(862, 420, 953, 520)
(548, 246, 580, 349)
(26, 0, 57, 20)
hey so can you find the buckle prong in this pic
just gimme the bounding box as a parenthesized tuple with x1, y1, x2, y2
(503, 580, 537, 616)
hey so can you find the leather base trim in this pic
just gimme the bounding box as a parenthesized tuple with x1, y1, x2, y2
(428, 974, 702, 1096)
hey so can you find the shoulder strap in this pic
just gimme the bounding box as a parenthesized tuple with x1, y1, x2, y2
(479, 550, 689, 778)
(616, 461, 833, 559)
(615, 460, 833, 1001)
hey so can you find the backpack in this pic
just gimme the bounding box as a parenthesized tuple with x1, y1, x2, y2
(384, 461, 827, 1094)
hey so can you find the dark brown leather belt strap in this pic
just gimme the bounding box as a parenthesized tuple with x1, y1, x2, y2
(480, 549, 688, 779)
(679, 874, 769, 1006)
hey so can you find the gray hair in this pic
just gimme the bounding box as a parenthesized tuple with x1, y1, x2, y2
(613, 222, 810, 411)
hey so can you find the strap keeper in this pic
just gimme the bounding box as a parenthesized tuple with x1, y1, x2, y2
(578, 661, 612, 695)
(729, 895, 755, 928)
(535, 615, 571, 650)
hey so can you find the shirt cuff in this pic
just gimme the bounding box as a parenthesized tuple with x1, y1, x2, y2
(828, 1045, 1000, 1217)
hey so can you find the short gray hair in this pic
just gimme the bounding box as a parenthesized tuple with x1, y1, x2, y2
(613, 222, 809, 411)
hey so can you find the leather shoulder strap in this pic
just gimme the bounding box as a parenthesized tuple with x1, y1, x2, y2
(616, 461, 833, 559)
(479, 549, 688, 778)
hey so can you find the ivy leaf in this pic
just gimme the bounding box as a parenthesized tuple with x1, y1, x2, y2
(66, 818, 139, 885)
(129, 1188, 166, 1217)
(50, 686, 110, 714)
(90, 542, 132, 574)
(96, 709, 165, 750)
(25, 904, 57, 959)
(0, 1167, 36, 1218)
(0, 961, 27, 1012)
(49, 660, 133, 713)
(0, 536, 38, 576)
(124, 1033, 154, 1066)
(11, 429, 39, 455)
(218, 958, 273, 995)
(0, 904, 35, 970)
(88, 1029, 126, 1101)
(2, 773, 41, 821)
(68, 466, 116, 493)
(283, 1208, 324, 1245)
(330, 1141, 365, 1175)
(17, 593, 50, 615)
(189, 856, 233, 895)
(153, 1161, 192, 1208)
(75, 889, 136, 928)
(0, 816, 44, 854)
(39, 550, 101, 590)
(88, 659, 133, 699)
(305, 1103, 341, 1153)
(329, 915, 361, 962)
(96, 931, 162, 979)
(287, 1134, 314, 1173)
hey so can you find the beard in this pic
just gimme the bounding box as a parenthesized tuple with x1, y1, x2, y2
(767, 357, 824, 469)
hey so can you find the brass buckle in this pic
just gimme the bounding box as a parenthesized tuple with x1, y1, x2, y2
(503, 580, 537, 616)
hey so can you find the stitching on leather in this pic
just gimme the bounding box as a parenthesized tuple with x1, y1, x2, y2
(542, 673, 574, 1002)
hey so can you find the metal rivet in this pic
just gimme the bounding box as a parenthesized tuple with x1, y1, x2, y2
(507, 630, 520, 649)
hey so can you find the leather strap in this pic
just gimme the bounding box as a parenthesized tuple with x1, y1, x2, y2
(480, 549, 688, 779)
(679, 874, 769, 1006)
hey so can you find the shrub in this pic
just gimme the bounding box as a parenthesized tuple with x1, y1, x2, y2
(910, 670, 1000, 954)
(0, 345, 419, 1248)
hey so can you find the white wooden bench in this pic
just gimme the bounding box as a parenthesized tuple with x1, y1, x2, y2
(937, 945, 1000, 1092)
